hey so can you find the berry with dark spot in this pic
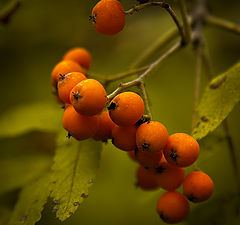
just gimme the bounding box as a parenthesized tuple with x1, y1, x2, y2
(108, 92, 144, 126)
(183, 171, 214, 203)
(136, 121, 168, 153)
(156, 191, 190, 224)
(164, 133, 200, 167)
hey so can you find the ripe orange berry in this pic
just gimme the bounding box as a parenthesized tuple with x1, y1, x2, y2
(154, 156, 185, 191)
(156, 191, 190, 224)
(91, 0, 125, 35)
(163, 133, 200, 167)
(57, 72, 87, 104)
(135, 149, 162, 169)
(93, 110, 115, 141)
(70, 79, 107, 116)
(112, 125, 137, 151)
(136, 121, 168, 153)
(183, 171, 214, 203)
(137, 166, 159, 190)
(51, 60, 84, 89)
(63, 47, 92, 70)
(108, 92, 144, 126)
(62, 105, 99, 140)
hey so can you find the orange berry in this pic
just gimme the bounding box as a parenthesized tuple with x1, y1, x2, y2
(51, 60, 84, 89)
(136, 121, 168, 153)
(127, 150, 137, 161)
(63, 47, 92, 70)
(154, 156, 185, 191)
(70, 79, 107, 116)
(137, 166, 159, 190)
(183, 171, 214, 203)
(108, 92, 144, 126)
(91, 0, 125, 35)
(93, 110, 115, 141)
(57, 72, 87, 104)
(112, 125, 137, 151)
(135, 149, 162, 169)
(156, 191, 190, 224)
(163, 133, 200, 167)
(62, 105, 99, 140)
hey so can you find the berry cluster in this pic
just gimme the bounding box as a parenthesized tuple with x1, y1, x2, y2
(50, 1, 214, 223)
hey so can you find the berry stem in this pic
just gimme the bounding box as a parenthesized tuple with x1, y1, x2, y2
(107, 41, 182, 101)
(191, 0, 207, 129)
(138, 80, 152, 120)
(206, 15, 240, 35)
(178, 0, 192, 44)
(103, 66, 149, 86)
(130, 27, 180, 69)
(124, 2, 185, 44)
(0, 0, 21, 24)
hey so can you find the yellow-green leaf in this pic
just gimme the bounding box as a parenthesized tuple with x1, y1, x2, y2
(0, 155, 51, 194)
(0, 102, 62, 139)
(192, 63, 240, 140)
(8, 173, 51, 225)
(50, 135, 102, 221)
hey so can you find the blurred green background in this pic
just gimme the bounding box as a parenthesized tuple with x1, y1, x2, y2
(1, 0, 240, 225)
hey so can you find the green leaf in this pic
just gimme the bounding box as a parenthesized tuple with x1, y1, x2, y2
(192, 63, 240, 140)
(50, 135, 102, 221)
(0, 155, 51, 194)
(0, 102, 62, 139)
(8, 173, 51, 225)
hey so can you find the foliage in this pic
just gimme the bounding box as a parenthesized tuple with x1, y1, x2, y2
(192, 63, 240, 140)
(50, 135, 102, 221)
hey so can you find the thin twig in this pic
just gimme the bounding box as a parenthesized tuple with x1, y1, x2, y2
(0, 0, 21, 24)
(130, 27, 179, 69)
(178, 0, 191, 44)
(103, 66, 149, 85)
(107, 41, 182, 101)
(202, 42, 215, 78)
(201, 37, 240, 194)
(192, 44, 203, 129)
(191, 0, 207, 129)
(138, 41, 182, 80)
(138, 81, 152, 119)
(206, 15, 240, 35)
(125, 2, 185, 43)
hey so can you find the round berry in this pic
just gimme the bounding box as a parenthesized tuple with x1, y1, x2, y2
(63, 47, 92, 70)
(136, 121, 168, 153)
(154, 156, 185, 191)
(57, 72, 87, 104)
(183, 171, 214, 203)
(164, 133, 200, 167)
(93, 110, 115, 141)
(91, 0, 125, 35)
(70, 79, 107, 116)
(108, 92, 144, 126)
(156, 191, 190, 224)
(62, 105, 99, 140)
(112, 125, 137, 151)
(135, 149, 162, 169)
(137, 166, 159, 190)
(51, 60, 84, 89)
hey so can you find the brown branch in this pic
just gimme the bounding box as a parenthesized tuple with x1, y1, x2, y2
(125, 2, 185, 43)
(206, 15, 240, 36)
(0, 0, 21, 24)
